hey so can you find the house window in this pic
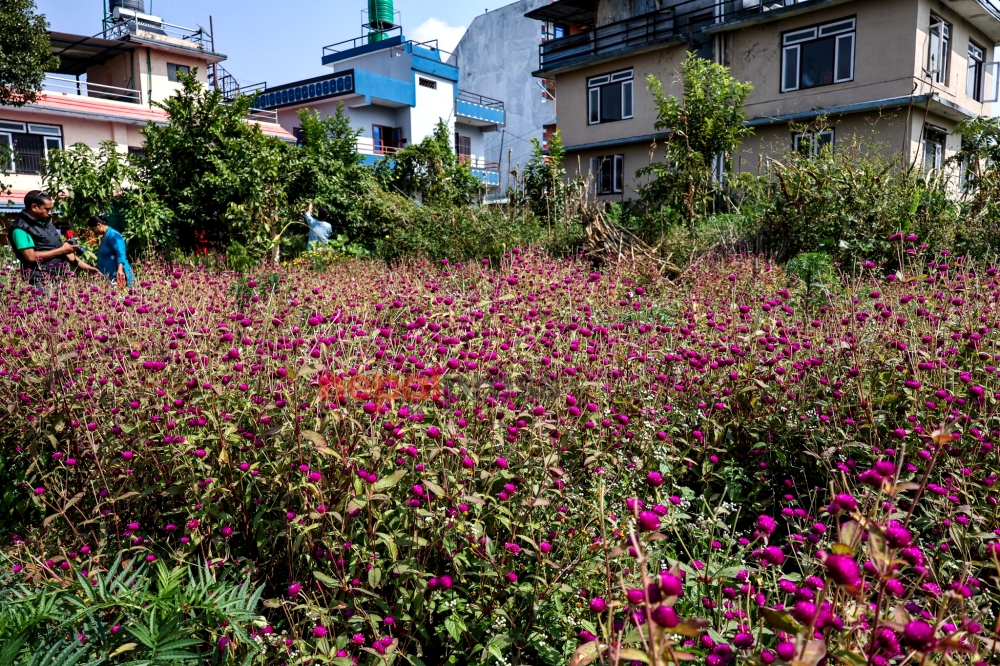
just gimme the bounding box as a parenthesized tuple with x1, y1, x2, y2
(968, 41, 985, 101)
(588, 70, 633, 125)
(544, 21, 568, 41)
(455, 134, 471, 163)
(922, 126, 947, 173)
(928, 16, 950, 85)
(167, 63, 191, 82)
(591, 155, 624, 195)
(418, 77, 437, 89)
(792, 129, 835, 155)
(781, 18, 855, 92)
(0, 120, 62, 175)
(373, 125, 403, 155)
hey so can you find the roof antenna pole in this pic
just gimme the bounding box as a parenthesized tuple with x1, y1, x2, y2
(210, 15, 218, 90)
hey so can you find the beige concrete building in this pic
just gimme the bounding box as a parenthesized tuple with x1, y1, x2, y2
(527, 0, 1000, 200)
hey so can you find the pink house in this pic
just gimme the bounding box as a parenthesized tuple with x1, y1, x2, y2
(2, 10, 294, 214)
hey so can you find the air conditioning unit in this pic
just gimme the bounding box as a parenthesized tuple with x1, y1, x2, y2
(112, 7, 168, 35)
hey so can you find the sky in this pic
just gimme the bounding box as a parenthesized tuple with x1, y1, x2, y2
(35, 0, 492, 88)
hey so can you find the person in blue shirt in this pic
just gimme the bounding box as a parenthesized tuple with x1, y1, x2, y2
(87, 215, 134, 287)
(304, 202, 333, 249)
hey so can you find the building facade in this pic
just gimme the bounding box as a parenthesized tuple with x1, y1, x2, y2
(1, 8, 292, 213)
(453, 0, 557, 192)
(258, 26, 506, 190)
(528, 0, 1000, 200)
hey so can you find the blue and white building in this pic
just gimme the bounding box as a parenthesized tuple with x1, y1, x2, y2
(257, 29, 506, 189)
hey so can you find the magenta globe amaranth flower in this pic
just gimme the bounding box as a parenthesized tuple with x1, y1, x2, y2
(637, 510, 661, 532)
(733, 632, 754, 649)
(589, 597, 607, 613)
(756, 514, 777, 536)
(313, 625, 328, 638)
(650, 605, 678, 628)
(288, 582, 302, 597)
(776, 641, 796, 661)
(824, 553, 861, 590)
(902, 620, 936, 652)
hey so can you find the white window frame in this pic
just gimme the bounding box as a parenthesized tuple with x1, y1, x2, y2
(588, 69, 634, 125)
(781, 18, 855, 93)
(0, 133, 14, 172)
(792, 129, 835, 155)
(0, 121, 62, 174)
(928, 15, 950, 85)
(922, 126, 947, 174)
(591, 154, 625, 195)
(968, 41, 985, 101)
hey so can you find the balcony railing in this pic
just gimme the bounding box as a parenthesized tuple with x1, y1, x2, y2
(460, 155, 501, 171)
(245, 107, 279, 124)
(457, 90, 504, 110)
(323, 28, 404, 60)
(42, 75, 142, 104)
(538, 7, 676, 73)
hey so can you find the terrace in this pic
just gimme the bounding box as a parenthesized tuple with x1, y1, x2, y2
(456, 90, 505, 128)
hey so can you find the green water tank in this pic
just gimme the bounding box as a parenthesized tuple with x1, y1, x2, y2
(368, 0, 394, 42)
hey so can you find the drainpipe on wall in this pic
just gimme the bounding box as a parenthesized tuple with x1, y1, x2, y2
(146, 47, 153, 107)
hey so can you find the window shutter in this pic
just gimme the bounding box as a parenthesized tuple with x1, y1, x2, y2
(782, 45, 800, 92)
(985, 62, 999, 103)
(834, 33, 854, 83)
(588, 88, 600, 124)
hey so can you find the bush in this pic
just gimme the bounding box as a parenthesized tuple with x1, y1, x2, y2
(736, 128, 961, 265)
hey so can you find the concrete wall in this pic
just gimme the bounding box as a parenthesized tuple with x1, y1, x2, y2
(557, 46, 689, 149)
(453, 0, 557, 191)
(915, 0, 995, 116)
(566, 142, 666, 201)
(456, 121, 487, 162)
(724, 0, 994, 119)
(410, 72, 457, 145)
(734, 111, 911, 175)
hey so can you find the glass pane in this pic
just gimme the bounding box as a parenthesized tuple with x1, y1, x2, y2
(782, 46, 799, 91)
(969, 61, 980, 99)
(589, 88, 600, 123)
(800, 37, 835, 89)
(601, 82, 622, 122)
(599, 158, 613, 194)
(622, 81, 633, 118)
(835, 34, 853, 82)
(13, 133, 43, 175)
(614, 155, 624, 192)
(816, 131, 833, 152)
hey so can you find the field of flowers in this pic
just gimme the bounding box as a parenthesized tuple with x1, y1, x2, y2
(1, 246, 999, 666)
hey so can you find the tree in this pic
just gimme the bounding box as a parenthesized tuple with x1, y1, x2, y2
(43, 142, 135, 228)
(637, 53, 753, 228)
(374, 120, 483, 206)
(0, 0, 58, 107)
(136, 73, 291, 259)
(522, 129, 567, 222)
(286, 106, 383, 249)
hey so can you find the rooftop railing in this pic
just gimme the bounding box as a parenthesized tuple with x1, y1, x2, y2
(103, 15, 210, 47)
(538, 7, 676, 73)
(42, 74, 142, 104)
(323, 27, 404, 59)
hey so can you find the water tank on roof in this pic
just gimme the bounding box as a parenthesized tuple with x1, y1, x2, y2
(110, 0, 146, 12)
(367, 0, 395, 42)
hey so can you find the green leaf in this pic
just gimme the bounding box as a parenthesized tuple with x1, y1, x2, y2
(369, 567, 382, 589)
(313, 571, 338, 588)
(374, 469, 407, 491)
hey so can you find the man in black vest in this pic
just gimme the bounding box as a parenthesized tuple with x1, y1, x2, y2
(10, 191, 98, 292)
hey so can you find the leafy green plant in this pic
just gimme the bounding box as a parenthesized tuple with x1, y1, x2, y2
(0, 556, 265, 665)
(374, 120, 484, 206)
(638, 54, 753, 229)
(0, 0, 58, 107)
(136, 73, 291, 260)
(43, 142, 135, 230)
